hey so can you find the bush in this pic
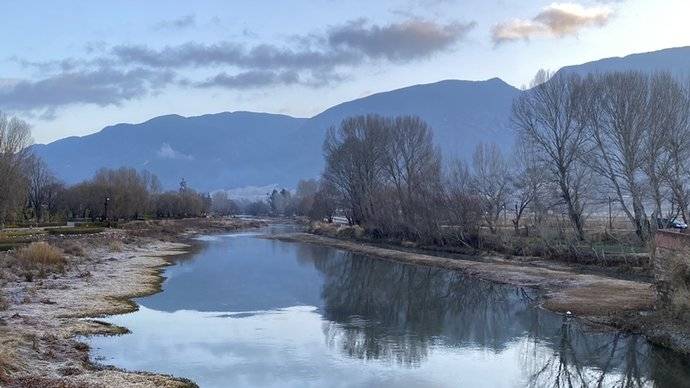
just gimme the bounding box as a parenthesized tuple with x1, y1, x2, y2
(46, 227, 104, 235)
(108, 240, 124, 252)
(59, 241, 85, 257)
(16, 242, 66, 271)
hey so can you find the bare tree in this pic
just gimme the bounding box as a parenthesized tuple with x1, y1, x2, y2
(0, 112, 32, 226)
(643, 73, 678, 218)
(211, 191, 238, 216)
(511, 141, 547, 234)
(584, 72, 651, 241)
(381, 116, 443, 239)
(323, 115, 388, 225)
(25, 155, 61, 222)
(658, 76, 690, 223)
(471, 142, 511, 234)
(512, 71, 590, 240)
(444, 160, 482, 243)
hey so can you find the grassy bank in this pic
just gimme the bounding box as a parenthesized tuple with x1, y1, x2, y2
(307, 221, 652, 278)
(0, 217, 263, 387)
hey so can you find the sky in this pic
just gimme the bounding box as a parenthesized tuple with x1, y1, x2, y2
(1, 0, 689, 144)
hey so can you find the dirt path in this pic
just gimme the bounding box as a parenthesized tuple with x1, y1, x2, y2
(269, 233, 655, 319)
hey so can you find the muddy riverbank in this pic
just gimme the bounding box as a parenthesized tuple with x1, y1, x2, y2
(0, 218, 262, 387)
(268, 232, 690, 354)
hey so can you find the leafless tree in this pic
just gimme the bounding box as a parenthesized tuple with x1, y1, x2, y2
(444, 160, 482, 243)
(25, 155, 62, 222)
(643, 73, 678, 218)
(512, 70, 590, 240)
(0, 112, 32, 226)
(511, 141, 548, 234)
(211, 191, 238, 216)
(323, 115, 388, 225)
(584, 72, 651, 241)
(381, 116, 443, 239)
(659, 77, 690, 223)
(471, 142, 511, 233)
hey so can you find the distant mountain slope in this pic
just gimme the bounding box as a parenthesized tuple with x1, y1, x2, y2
(299, 78, 521, 162)
(557, 46, 690, 79)
(32, 112, 309, 191)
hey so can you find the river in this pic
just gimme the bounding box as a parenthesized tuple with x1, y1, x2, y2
(85, 225, 690, 387)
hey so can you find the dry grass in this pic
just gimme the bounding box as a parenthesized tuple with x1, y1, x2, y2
(16, 242, 66, 271)
(108, 240, 124, 252)
(59, 241, 85, 257)
(0, 292, 7, 311)
(0, 340, 23, 384)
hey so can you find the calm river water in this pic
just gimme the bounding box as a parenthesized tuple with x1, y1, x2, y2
(86, 225, 690, 387)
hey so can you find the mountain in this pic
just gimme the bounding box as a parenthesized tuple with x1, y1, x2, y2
(32, 112, 309, 191)
(33, 78, 521, 191)
(299, 78, 521, 162)
(33, 46, 690, 191)
(557, 46, 690, 79)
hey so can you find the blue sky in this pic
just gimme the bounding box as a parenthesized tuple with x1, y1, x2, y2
(2, 0, 689, 143)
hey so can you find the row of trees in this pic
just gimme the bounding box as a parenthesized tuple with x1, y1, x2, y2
(298, 70, 690, 245)
(514, 70, 690, 242)
(0, 113, 214, 225)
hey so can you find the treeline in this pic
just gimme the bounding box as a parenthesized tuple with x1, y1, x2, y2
(0, 113, 212, 225)
(295, 70, 690, 245)
(214, 184, 333, 219)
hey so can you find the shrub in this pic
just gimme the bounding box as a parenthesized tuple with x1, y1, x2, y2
(0, 292, 7, 311)
(108, 240, 124, 252)
(16, 242, 66, 271)
(60, 242, 85, 257)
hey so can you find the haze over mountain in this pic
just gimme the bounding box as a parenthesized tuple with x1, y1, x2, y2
(32, 46, 690, 192)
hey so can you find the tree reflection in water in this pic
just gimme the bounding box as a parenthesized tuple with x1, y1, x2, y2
(295, 244, 690, 387)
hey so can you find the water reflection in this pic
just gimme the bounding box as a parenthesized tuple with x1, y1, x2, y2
(85, 230, 690, 388)
(297, 243, 690, 387)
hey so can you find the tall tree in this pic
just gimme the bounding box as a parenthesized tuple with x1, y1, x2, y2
(0, 112, 32, 226)
(381, 116, 443, 239)
(323, 115, 388, 225)
(25, 155, 61, 222)
(512, 71, 590, 240)
(471, 142, 511, 234)
(584, 72, 651, 241)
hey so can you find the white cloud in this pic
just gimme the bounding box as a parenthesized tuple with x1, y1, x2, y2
(492, 2, 614, 44)
(156, 143, 194, 160)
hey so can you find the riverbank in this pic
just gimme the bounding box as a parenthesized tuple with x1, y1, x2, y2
(268, 231, 690, 354)
(0, 218, 262, 387)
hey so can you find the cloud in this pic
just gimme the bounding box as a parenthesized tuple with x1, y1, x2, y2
(111, 18, 471, 69)
(0, 67, 174, 112)
(157, 143, 193, 160)
(5, 17, 472, 117)
(492, 3, 614, 44)
(154, 14, 196, 31)
(111, 42, 360, 71)
(195, 70, 300, 89)
(328, 19, 475, 61)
